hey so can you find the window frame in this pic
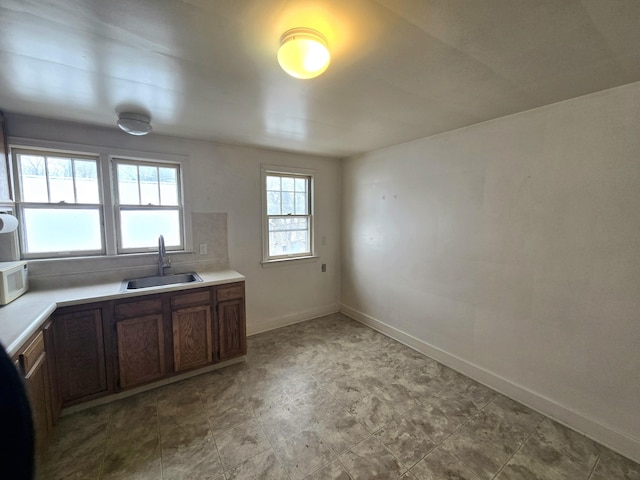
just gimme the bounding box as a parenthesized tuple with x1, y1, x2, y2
(12, 147, 106, 259)
(261, 165, 316, 264)
(112, 156, 185, 254)
(9, 138, 193, 260)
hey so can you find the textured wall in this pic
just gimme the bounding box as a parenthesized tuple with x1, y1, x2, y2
(341, 82, 640, 460)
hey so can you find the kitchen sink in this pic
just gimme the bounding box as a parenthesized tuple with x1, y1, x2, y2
(121, 272, 203, 291)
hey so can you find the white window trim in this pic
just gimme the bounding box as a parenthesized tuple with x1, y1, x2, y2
(12, 147, 105, 258)
(260, 164, 317, 266)
(8, 136, 193, 258)
(111, 156, 185, 254)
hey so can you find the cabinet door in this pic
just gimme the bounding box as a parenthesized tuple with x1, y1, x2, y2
(24, 353, 50, 454)
(217, 298, 246, 361)
(53, 308, 108, 405)
(42, 321, 61, 425)
(20, 331, 52, 454)
(172, 305, 212, 372)
(116, 314, 166, 389)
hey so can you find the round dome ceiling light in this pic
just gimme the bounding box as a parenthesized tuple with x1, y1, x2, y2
(277, 28, 330, 79)
(117, 112, 152, 136)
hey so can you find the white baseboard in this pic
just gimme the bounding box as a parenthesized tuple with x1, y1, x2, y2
(247, 303, 341, 336)
(340, 303, 640, 464)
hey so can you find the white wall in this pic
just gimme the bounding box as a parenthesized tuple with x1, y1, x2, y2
(341, 82, 640, 461)
(6, 114, 341, 334)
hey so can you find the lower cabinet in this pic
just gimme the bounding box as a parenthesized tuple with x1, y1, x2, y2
(116, 314, 166, 388)
(170, 288, 214, 373)
(14, 279, 245, 456)
(216, 283, 247, 361)
(172, 305, 213, 372)
(52, 305, 111, 407)
(114, 296, 167, 389)
(19, 330, 53, 455)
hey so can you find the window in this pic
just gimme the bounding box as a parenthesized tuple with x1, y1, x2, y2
(12, 145, 188, 259)
(113, 158, 183, 253)
(14, 149, 103, 257)
(262, 166, 314, 261)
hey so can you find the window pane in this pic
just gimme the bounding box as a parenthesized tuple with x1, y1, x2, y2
(294, 177, 307, 192)
(281, 192, 294, 214)
(23, 208, 102, 253)
(74, 160, 99, 204)
(266, 192, 279, 215)
(117, 164, 139, 204)
(269, 217, 309, 232)
(266, 176, 280, 191)
(120, 209, 181, 249)
(19, 155, 48, 202)
(281, 177, 294, 192)
(295, 193, 307, 214)
(48, 157, 75, 203)
(268, 216, 310, 256)
(159, 167, 178, 206)
(139, 166, 159, 205)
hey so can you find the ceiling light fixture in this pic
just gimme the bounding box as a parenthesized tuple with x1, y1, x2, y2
(277, 28, 330, 79)
(117, 112, 152, 136)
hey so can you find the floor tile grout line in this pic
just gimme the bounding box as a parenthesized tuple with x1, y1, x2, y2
(398, 399, 484, 474)
(249, 405, 294, 480)
(587, 452, 602, 480)
(97, 403, 114, 480)
(152, 393, 163, 480)
(490, 416, 545, 480)
(197, 386, 226, 479)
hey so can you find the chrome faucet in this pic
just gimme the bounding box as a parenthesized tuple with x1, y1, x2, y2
(158, 235, 171, 276)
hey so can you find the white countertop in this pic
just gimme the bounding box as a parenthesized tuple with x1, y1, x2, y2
(0, 269, 245, 357)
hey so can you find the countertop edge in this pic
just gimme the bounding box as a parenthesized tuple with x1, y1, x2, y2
(1, 269, 245, 357)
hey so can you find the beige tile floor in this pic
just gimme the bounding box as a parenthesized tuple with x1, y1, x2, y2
(39, 313, 640, 480)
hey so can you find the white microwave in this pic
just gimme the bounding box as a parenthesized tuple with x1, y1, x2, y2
(0, 261, 29, 305)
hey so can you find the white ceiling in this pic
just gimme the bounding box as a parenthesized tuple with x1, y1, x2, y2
(1, 0, 639, 158)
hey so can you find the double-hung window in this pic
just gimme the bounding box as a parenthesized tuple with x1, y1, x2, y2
(113, 158, 183, 253)
(262, 166, 314, 261)
(14, 149, 103, 257)
(12, 147, 187, 259)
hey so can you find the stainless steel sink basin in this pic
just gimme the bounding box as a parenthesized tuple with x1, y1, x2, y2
(121, 272, 203, 291)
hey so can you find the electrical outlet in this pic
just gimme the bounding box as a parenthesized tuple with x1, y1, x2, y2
(199, 244, 208, 255)
(321, 263, 326, 272)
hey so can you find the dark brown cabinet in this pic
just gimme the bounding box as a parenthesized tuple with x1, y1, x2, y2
(42, 282, 244, 400)
(52, 305, 111, 407)
(19, 331, 53, 454)
(171, 289, 214, 372)
(12, 279, 245, 457)
(216, 283, 247, 361)
(114, 296, 166, 389)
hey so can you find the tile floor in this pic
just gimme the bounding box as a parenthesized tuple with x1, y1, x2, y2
(39, 313, 640, 480)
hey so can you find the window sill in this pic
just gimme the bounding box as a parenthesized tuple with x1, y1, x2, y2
(261, 255, 319, 268)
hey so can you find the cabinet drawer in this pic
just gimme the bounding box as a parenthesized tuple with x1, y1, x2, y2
(20, 331, 45, 376)
(171, 289, 210, 309)
(216, 284, 244, 302)
(115, 297, 162, 319)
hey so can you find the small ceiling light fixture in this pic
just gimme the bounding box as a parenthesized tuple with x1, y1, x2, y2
(117, 112, 152, 136)
(277, 27, 330, 79)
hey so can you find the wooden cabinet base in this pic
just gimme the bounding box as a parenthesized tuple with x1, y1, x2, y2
(172, 305, 213, 372)
(116, 314, 166, 389)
